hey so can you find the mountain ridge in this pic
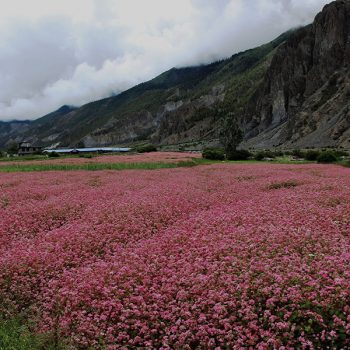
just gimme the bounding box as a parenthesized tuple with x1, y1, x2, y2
(1, 1, 349, 150)
(0, 31, 290, 149)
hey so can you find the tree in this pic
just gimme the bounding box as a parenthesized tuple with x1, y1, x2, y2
(220, 113, 243, 159)
(6, 142, 18, 155)
(75, 140, 85, 148)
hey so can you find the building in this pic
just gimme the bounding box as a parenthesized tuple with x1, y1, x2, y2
(18, 142, 43, 156)
(43, 147, 131, 154)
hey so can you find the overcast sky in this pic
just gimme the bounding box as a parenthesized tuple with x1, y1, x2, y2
(0, 0, 329, 121)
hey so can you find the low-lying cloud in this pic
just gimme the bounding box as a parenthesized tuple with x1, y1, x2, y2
(0, 0, 330, 120)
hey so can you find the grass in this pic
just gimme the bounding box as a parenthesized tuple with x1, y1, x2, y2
(0, 160, 207, 173)
(0, 154, 90, 163)
(0, 153, 123, 163)
(224, 157, 312, 165)
(339, 160, 350, 168)
(0, 318, 56, 350)
(0, 157, 317, 173)
(0, 156, 344, 173)
(266, 157, 312, 164)
(0, 155, 49, 162)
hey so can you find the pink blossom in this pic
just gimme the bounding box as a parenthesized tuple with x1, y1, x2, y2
(0, 163, 349, 348)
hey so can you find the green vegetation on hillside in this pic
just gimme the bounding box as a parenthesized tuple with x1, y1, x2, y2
(0, 30, 296, 149)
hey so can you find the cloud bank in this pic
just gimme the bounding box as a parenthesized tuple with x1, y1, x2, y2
(0, 0, 330, 120)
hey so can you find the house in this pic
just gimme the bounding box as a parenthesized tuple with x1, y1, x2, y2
(18, 142, 43, 156)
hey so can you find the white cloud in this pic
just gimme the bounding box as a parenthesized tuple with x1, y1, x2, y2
(0, 0, 330, 120)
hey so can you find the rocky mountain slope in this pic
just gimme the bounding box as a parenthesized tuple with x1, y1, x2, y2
(243, 0, 350, 149)
(0, 31, 290, 149)
(0, 120, 31, 146)
(0, 0, 349, 150)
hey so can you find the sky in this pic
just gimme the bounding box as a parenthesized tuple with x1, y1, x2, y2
(0, 0, 330, 121)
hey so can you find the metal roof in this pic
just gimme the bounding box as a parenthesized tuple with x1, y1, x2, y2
(43, 147, 131, 153)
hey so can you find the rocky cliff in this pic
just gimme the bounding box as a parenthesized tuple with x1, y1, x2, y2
(243, 0, 350, 148)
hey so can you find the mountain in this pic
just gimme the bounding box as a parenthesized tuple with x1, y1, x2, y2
(0, 32, 289, 149)
(0, 105, 77, 148)
(242, 0, 350, 149)
(0, 120, 31, 147)
(0, 1, 349, 150)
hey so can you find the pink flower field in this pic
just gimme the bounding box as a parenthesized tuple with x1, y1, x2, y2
(0, 152, 201, 167)
(0, 163, 350, 349)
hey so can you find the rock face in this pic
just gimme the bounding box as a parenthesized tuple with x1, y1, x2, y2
(82, 87, 226, 147)
(243, 0, 350, 148)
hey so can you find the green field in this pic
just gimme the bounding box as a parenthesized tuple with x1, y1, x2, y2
(0, 160, 204, 173)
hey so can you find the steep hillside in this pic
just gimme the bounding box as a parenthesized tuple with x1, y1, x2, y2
(243, 0, 350, 149)
(0, 106, 76, 148)
(0, 32, 290, 149)
(1, 1, 349, 150)
(0, 120, 31, 148)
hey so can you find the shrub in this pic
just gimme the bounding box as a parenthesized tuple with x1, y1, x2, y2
(304, 150, 320, 161)
(254, 151, 265, 161)
(6, 143, 18, 155)
(254, 150, 280, 161)
(333, 149, 348, 158)
(263, 150, 277, 159)
(227, 149, 252, 161)
(291, 149, 305, 158)
(48, 152, 60, 158)
(136, 144, 157, 153)
(271, 150, 284, 157)
(317, 151, 338, 163)
(202, 148, 225, 161)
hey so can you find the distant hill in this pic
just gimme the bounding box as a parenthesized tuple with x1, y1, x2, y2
(0, 1, 349, 150)
(0, 120, 31, 148)
(0, 106, 77, 148)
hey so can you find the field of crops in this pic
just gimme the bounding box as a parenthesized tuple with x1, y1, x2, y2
(0, 161, 350, 349)
(0, 152, 201, 167)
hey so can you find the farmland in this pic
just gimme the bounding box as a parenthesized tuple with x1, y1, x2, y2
(0, 152, 204, 173)
(0, 152, 202, 167)
(0, 156, 350, 349)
